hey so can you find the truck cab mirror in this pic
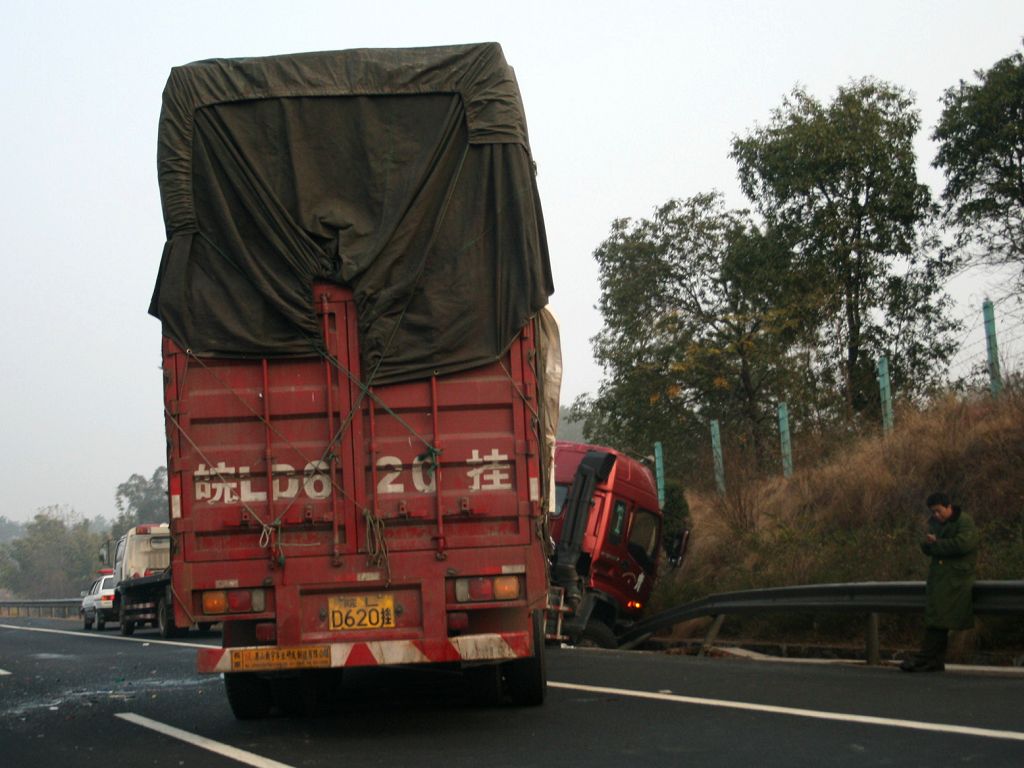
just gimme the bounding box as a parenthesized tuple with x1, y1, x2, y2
(666, 529, 689, 569)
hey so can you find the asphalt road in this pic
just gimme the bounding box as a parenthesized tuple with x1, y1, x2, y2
(1, 617, 1022, 767)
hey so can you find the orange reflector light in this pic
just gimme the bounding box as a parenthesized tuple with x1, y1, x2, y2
(493, 576, 520, 600)
(626, 600, 642, 610)
(202, 590, 227, 614)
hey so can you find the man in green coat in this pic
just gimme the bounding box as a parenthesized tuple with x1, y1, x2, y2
(900, 492, 979, 672)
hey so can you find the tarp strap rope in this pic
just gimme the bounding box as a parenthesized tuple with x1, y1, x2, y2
(362, 508, 392, 587)
(318, 350, 440, 456)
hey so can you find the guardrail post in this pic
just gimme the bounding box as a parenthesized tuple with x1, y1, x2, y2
(865, 612, 880, 665)
(699, 614, 726, 657)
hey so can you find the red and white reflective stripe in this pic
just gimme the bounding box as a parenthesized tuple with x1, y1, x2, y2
(198, 632, 530, 674)
(169, 474, 182, 520)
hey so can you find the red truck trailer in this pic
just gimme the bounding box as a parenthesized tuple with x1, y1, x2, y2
(151, 45, 557, 718)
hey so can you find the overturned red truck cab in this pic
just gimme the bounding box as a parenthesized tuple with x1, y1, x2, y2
(548, 442, 664, 647)
(151, 44, 558, 718)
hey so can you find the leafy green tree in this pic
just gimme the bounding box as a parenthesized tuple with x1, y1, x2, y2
(113, 467, 168, 539)
(0, 506, 103, 598)
(933, 44, 1024, 289)
(731, 78, 959, 416)
(575, 193, 808, 476)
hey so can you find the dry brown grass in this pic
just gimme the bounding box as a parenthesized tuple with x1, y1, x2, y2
(652, 388, 1024, 649)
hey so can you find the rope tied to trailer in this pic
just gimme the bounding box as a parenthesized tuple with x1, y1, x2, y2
(362, 508, 392, 586)
(317, 348, 441, 458)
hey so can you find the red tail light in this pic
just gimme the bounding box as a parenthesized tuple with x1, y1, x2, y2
(227, 590, 252, 612)
(454, 576, 521, 603)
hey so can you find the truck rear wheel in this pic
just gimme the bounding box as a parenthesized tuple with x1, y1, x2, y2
(157, 596, 178, 639)
(504, 611, 547, 706)
(225, 673, 273, 720)
(119, 605, 135, 636)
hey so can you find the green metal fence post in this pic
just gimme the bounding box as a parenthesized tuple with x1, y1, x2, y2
(778, 402, 793, 478)
(654, 441, 666, 509)
(983, 299, 1002, 397)
(710, 419, 725, 494)
(877, 355, 894, 435)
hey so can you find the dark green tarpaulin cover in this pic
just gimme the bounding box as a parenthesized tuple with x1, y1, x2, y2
(150, 43, 553, 384)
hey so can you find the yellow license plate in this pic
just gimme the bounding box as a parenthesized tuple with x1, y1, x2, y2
(328, 593, 396, 631)
(230, 645, 331, 672)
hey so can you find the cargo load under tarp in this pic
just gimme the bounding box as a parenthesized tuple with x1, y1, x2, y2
(150, 43, 553, 384)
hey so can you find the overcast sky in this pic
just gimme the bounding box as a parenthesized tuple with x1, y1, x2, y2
(1, 1, 1021, 523)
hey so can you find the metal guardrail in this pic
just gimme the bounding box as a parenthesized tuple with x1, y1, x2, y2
(617, 580, 1024, 661)
(0, 599, 81, 619)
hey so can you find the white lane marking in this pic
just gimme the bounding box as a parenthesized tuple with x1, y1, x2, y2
(0, 623, 218, 649)
(116, 713, 295, 768)
(549, 681, 1024, 743)
(0, 669, 11, 676)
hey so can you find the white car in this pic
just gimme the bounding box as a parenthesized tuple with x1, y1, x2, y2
(80, 572, 116, 630)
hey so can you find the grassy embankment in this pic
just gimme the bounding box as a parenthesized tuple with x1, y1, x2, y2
(652, 388, 1024, 657)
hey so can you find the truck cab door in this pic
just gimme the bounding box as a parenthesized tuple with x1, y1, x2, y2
(623, 508, 661, 603)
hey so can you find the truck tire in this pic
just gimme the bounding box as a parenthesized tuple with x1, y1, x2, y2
(504, 611, 547, 706)
(225, 673, 272, 720)
(578, 620, 617, 649)
(157, 597, 178, 639)
(119, 605, 135, 637)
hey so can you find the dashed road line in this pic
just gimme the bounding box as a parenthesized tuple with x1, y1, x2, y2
(0, 669, 11, 676)
(549, 681, 1024, 743)
(0, 623, 218, 649)
(116, 713, 294, 768)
